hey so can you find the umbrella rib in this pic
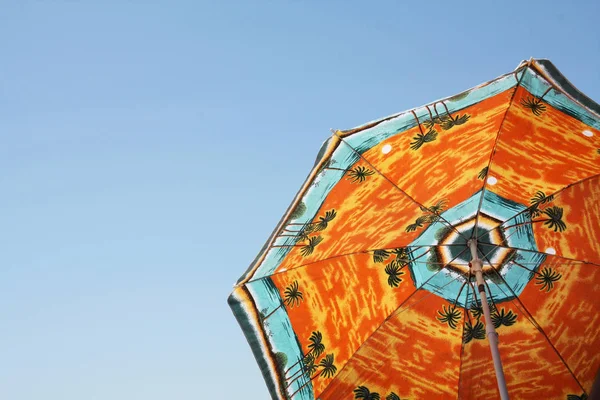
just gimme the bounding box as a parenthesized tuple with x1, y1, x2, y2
(472, 64, 528, 241)
(485, 267, 587, 394)
(314, 247, 469, 398)
(332, 133, 469, 242)
(244, 244, 462, 285)
(475, 171, 600, 242)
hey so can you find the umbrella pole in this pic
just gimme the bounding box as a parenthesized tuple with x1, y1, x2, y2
(468, 239, 510, 400)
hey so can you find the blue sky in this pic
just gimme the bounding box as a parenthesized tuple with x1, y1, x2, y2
(1, 1, 599, 399)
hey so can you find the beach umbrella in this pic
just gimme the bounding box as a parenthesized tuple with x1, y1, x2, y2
(228, 59, 600, 399)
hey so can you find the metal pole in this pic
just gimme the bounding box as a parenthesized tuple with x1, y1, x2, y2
(468, 239, 510, 400)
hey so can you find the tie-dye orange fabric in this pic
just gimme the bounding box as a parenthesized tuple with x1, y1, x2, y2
(229, 59, 600, 400)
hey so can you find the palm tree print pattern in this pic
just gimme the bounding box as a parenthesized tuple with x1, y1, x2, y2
(410, 129, 438, 150)
(405, 199, 449, 232)
(463, 320, 486, 344)
(262, 280, 305, 321)
(283, 280, 304, 308)
(371, 247, 421, 288)
(440, 113, 470, 130)
(535, 267, 562, 292)
(491, 308, 517, 328)
(437, 305, 461, 329)
(276, 208, 337, 257)
(321, 162, 375, 184)
(521, 96, 547, 116)
(347, 166, 375, 183)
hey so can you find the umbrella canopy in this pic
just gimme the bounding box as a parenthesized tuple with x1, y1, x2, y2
(228, 59, 600, 400)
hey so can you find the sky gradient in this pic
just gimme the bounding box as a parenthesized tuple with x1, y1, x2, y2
(1, 1, 599, 399)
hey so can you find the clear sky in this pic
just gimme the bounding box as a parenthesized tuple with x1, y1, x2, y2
(1, 1, 599, 399)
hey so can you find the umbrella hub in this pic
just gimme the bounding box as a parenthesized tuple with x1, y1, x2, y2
(433, 212, 511, 276)
(408, 190, 542, 307)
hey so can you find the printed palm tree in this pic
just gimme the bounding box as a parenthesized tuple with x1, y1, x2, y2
(354, 386, 381, 400)
(314, 209, 337, 231)
(478, 166, 488, 180)
(289, 353, 337, 397)
(491, 308, 517, 328)
(347, 166, 375, 183)
(283, 208, 336, 232)
(463, 320, 486, 344)
(263, 281, 304, 320)
(321, 163, 374, 184)
(437, 305, 462, 329)
(410, 128, 438, 150)
(541, 206, 567, 232)
(393, 248, 412, 266)
(293, 224, 316, 243)
(303, 354, 318, 376)
(422, 104, 446, 129)
(280, 208, 336, 243)
(395, 254, 411, 267)
(522, 86, 553, 116)
(287, 353, 319, 385)
(373, 247, 413, 267)
(428, 199, 448, 214)
(440, 113, 470, 130)
(405, 216, 428, 232)
(307, 331, 326, 358)
(528, 190, 555, 217)
(531, 190, 555, 205)
(426, 101, 470, 131)
(318, 354, 337, 378)
(279, 222, 314, 240)
(503, 206, 566, 232)
(535, 267, 562, 292)
(300, 236, 323, 257)
(393, 247, 408, 257)
(286, 356, 311, 387)
(521, 96, 547, 116)
(285, 331, 325, 376)
(470, 300, 497, 320)
(284, 281, 304, 307)
(420, 199, 448, 223)
(423, 119, 436, 129)
(373, 249, 391, 263)
(384, 262, 404, 287)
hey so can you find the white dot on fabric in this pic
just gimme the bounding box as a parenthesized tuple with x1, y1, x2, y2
(382, 144, 392, 154)
(545, 247, 557, 255)
(582, 130, 594, 137)
(487, 176, 498, 185)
